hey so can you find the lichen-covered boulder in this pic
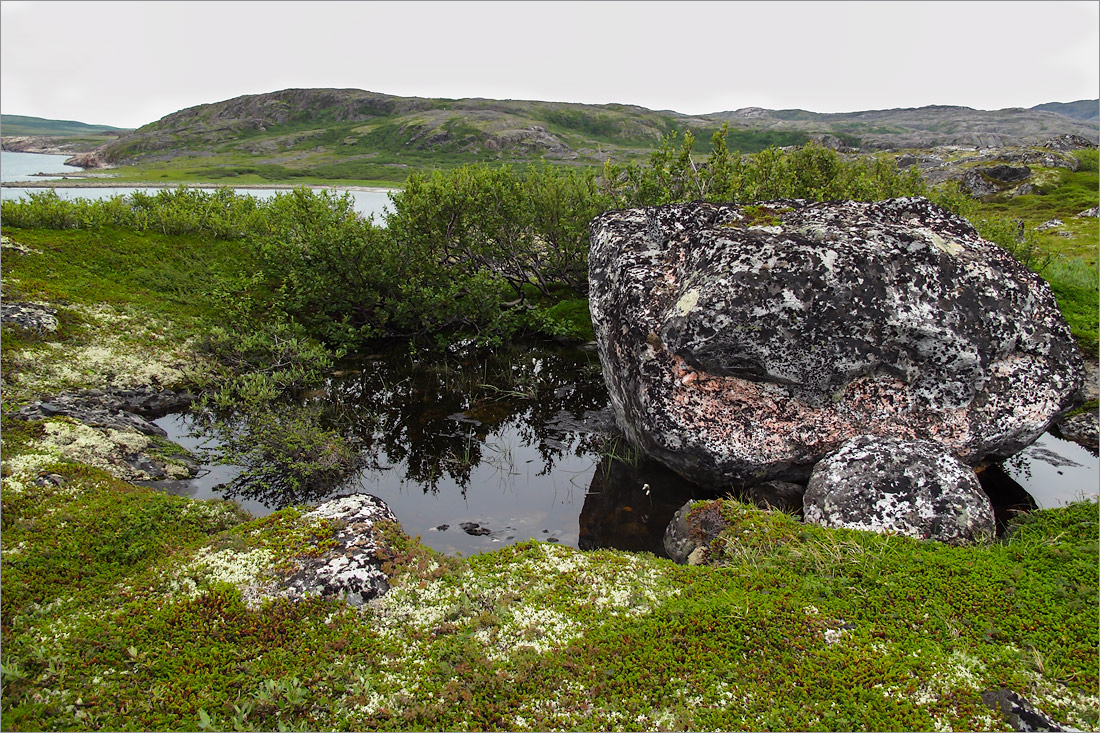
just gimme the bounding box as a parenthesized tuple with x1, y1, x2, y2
(280, 493, 399, 605)
(803, 435, 995, 544)
(588, 198, 1084, 488)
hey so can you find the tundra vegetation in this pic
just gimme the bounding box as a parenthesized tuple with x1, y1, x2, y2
(1, 133, 1097, 731)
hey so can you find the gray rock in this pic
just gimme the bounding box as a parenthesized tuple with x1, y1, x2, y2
(279, 493, 399, 606)
(1014, 183, 1037, 197)
(976, 164, 1031, 183)
(1075, 206, 1098, 218)
(803, 435, 995, 545)
(589, 199, 1083, 489)
(1042, 134, 1097, 152)
(663, 500, 727, 564)
(15, 386, 194, 436)
(742, 480, 806, 514)
(1052, 409, 1099, 453)
(1, 301, 59, 335)
(960, 169, 999, 198)
(981, 688, 1081, 732)
(1036, 219, 1066, 231)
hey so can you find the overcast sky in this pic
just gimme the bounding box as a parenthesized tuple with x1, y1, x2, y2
(2, 1, 1097, 129)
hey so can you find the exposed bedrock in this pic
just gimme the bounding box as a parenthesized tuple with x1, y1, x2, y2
(588, 198, 1084, 490)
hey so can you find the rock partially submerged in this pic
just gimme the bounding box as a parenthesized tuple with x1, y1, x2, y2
(803, 435, 995, 545)
(15, 386, 195, 436)
(279, 493, 399, 606)
(589, 198, 1084, 490)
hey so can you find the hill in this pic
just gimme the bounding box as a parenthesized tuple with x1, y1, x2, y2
(707, 103, 1100, 150)
(1031, 100, 1100, 124)
(1, 114, 129, 136)
(75, 88, 807, 184)
(6, 91, 1098, 186)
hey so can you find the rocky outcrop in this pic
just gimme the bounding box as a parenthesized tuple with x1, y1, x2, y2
(589, 199, 1083, 491)
(1, 135, 100, 155)
(278, 493, 398, 605)
(1041, 133, 1097, 152)
(63, 149, 109, 169)
(15, 386, 195, 435)
(1, 301, 59, 335)
(802, 435, 996, 545)
(981, 688, 1082, 732)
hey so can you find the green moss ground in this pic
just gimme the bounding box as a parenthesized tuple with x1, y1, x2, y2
(1, 448, 1096, 731)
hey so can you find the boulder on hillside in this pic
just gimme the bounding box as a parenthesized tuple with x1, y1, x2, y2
(803, 435, 995, 545)
(588, 199, 1083, 492)
(975, 164, 1031, 184)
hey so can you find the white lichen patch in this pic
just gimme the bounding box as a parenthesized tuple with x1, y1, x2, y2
(168, 546, 277, 607)
(1024, 672, 1100, 731)
(1, 445, 66, 494)
(39, 421, 155, 482)
(5, 303, 194, 401)
(369, 543, 675, 662)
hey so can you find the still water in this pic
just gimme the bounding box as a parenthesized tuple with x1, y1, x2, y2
(151, 343, 1099, 557)
(0, 151, 393, 220)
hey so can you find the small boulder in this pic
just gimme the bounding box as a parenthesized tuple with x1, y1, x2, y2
(981, 688, 1080, 732)
(1075, 206, 1098, 218)
(1036, 219, 1066, 231)
(663, 499, 728, 563)
(803, 435, 995, 545)
(279, 493, 399, 605)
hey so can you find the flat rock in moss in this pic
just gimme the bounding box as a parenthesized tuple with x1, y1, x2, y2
(803, 435, 995, 545)
(981, 688, 1081, 732)
(589, 198, 1083, 491)
(280, 493, 398, 606)
(1, 301, 58, 335)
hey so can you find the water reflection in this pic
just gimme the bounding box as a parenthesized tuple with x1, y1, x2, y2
(155, 341, 1097, 557)
(321, 346, 610, 497)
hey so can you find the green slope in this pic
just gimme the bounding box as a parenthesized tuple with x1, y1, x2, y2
(1, 114, 130, 136)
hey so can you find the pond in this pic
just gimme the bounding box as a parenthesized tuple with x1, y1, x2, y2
(150, 342, 1099, 558)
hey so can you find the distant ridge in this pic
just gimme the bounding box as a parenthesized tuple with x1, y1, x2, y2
(1029, 100, 1099, 124)
(7, 91, 1096, 184)
(1, 114, 131, 137)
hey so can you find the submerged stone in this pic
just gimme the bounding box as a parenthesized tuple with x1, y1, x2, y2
(588, 198, 1084, 490)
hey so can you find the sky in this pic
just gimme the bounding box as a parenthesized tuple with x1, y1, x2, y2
(2, 0, 1098, 129)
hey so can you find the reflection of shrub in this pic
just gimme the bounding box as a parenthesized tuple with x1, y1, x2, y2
(213, 404, 362, 507)
(529, 299, 595, 342)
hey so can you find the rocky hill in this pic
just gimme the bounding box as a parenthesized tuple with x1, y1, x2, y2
(7, 90, 1097, 184)
(1031, 100, 1099, 124)
(707, 104, 1100, 150)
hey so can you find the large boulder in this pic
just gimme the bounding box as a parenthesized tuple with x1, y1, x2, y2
(803, 435, 995, 544)
(588, 198, 1083, 489)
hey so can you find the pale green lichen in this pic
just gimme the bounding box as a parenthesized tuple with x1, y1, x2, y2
(39, 421, 154, 482)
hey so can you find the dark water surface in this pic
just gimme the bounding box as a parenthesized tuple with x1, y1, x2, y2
(154, 343, 1098, 557)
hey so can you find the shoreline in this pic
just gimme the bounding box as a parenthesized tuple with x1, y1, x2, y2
(0, 178, 399, 193)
